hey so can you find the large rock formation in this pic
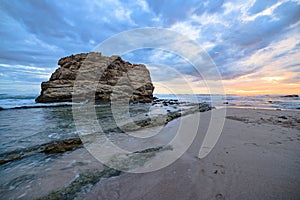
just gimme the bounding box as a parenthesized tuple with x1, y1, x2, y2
(36, 52, 154, 103)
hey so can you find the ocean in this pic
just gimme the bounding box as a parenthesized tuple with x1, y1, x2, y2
(1, 93, 300, 110)
(155, 94, 300, 110)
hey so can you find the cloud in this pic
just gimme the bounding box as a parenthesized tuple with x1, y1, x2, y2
(123, 49, 198, 82)
(243, 1, 283, 22)
(169, 21, 202, 40)
(0, 0, 299, 94)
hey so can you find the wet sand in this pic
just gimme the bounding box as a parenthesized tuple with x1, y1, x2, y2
(85, 108, 300, 200)
(2, 108, 300, 199)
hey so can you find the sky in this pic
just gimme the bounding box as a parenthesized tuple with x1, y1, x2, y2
(0, 0, 300, 95)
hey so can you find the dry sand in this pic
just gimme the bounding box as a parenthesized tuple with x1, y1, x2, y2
(84, 108, 300, 200)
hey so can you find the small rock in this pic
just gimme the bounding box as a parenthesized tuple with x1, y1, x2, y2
(215, 193, 225, 200)
(278, 116, 288, 119)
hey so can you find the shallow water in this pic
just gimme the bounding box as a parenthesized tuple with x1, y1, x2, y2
(0, 106, 77, 154)
(1, 94, 299, 155)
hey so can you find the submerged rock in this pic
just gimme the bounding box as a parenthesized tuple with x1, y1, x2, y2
(42, 138, 83, 154)
(36, 52, 154, 103)
(0, 138, 83, 165)
(39, 167, 121, 200)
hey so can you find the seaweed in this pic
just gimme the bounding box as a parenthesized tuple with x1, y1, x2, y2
(38, 167, 121, 200)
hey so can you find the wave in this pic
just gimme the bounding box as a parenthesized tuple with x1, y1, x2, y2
(0, 93, 38, 100)
(0, 94, 77, 109)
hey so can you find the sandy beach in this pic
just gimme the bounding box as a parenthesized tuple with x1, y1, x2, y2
(81, 108, 300, 200)
(1, 108, 299, 200)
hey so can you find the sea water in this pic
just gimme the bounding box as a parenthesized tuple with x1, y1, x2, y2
(0, 93, 299, 154)
(1, 93, 299, 110)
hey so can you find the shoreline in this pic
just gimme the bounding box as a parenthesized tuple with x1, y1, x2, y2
(0, 108, 299, 199)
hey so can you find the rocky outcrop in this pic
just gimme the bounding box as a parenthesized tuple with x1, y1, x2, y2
(36, 52, 154, 103)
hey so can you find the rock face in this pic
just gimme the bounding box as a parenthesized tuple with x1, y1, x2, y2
(36, 52, 154, 103)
